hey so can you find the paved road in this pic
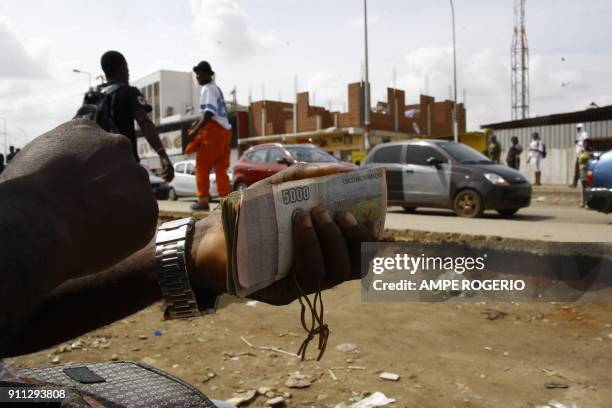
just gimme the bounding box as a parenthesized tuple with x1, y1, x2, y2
(158, 200, 611, 242)
(385, 203, 611, 242)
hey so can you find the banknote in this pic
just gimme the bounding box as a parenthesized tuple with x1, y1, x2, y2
(221, 167, 387, 297)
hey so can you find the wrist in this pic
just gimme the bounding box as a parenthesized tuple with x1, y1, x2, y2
(187, 211, 227, 293)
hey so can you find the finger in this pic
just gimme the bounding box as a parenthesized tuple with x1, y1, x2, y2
(335, 211, 374, 280)
(262, 163, 344, 186)
(310, 207, 351, 288)
(293, 210, 326, 293)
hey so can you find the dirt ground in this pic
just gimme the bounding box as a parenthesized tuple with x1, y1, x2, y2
(10, 229, 612, 408)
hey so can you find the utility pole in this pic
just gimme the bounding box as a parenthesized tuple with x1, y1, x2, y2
(511, 0, 529, 119)
(73, 69, 92, 89)
(293, 75, 298, 133)
(450, 0, 458, 142)
(363, 0, 371, 151)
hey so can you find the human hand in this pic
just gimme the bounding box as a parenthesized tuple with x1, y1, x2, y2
(160, 155, 175, 182)
(1, 119, 158, 279)
(188, 164, 377, 305)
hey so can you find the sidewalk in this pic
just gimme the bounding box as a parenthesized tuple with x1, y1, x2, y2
(532, 184, 581, 195)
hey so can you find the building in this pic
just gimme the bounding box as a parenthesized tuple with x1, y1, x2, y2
(481, 105, 612, 185)
(132, 70, 248, 169)
(131, 70, 466, 167)
(245, 82, 466, 163)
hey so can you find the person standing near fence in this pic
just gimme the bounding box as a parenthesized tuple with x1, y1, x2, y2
(506, 136, 523, 170)
(527, 132, 545, 186)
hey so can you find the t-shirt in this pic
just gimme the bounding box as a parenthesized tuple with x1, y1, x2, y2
(105, 82, 152, 161)
(575, 130, 590, 154)
(529, 140, 544, 159)
(199, 83, 231, 130)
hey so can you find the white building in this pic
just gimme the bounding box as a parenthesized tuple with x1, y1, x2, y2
(481, 106, 612, 185)
(132, 70, 200, 167)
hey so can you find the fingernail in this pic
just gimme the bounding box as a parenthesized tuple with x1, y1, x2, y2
(313, 207, 332, 223)
(299, 212, 313, 227)
(340, 211, 358, 226)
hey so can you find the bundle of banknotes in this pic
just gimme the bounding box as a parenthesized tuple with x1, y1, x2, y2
(221, 167, 387, 297)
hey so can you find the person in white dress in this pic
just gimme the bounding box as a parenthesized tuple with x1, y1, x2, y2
(527, 132, 545, 186)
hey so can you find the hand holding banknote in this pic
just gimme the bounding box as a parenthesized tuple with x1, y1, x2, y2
(187, 163, 376, 305)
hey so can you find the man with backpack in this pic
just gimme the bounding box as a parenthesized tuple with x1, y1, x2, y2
(79, 50, 174, 182)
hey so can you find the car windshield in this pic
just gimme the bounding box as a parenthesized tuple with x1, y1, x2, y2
(286, 146, 339, 163)
(439, 142, 493, 164)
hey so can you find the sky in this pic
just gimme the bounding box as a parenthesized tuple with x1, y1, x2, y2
(1, 0, 611, 148)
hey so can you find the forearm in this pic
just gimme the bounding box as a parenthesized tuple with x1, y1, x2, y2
(139, 119, 165, 155)
(4, 239, 161, 357)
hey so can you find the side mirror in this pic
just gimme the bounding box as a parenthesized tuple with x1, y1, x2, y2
(426, 157, 443, 169)
(276, 157, 293, 166)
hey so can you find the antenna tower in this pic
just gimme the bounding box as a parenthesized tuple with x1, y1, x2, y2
(511, 0, 529, 119)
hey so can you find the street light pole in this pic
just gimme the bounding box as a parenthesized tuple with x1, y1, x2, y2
(363, 0, 371, 151)
(73, 69, 92, 89)
(450, 0, 458, 143)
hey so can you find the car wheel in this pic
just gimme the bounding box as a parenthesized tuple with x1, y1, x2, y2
(497, 208, 519, 217)
(168, 188, 177, 201)
(454, 189, 484, 218)
(234, 182, 248, 192)
(402, 206, 417, 213)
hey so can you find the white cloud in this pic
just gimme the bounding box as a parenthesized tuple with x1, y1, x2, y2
(307, 71, 345, 110)
(189, 0, 274, 62)
(349, 13, 382, 29)
(0, 19, 48, 78)
(0, 18, 87, 147)
(393, 46, 612, 130)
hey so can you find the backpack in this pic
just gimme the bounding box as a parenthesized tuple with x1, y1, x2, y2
(75, 84, 126, 133)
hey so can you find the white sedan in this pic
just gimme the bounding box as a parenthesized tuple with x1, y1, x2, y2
(168, 160, 232, 201)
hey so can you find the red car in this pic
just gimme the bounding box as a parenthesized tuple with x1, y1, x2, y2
(232, 143, 358, 190)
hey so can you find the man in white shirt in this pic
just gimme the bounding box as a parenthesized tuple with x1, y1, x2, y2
(571, 123, 590, 187)
(185, 61, 232, 210)
(527, 132, 545, 186)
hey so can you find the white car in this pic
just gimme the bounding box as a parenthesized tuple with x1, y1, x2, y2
(168, 160, 232, 201)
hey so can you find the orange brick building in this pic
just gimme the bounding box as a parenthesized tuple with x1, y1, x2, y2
(243, 82, 466, 163)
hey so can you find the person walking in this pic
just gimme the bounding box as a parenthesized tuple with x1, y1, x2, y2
(527, 132, 545, 186)
(488, 134, 502, 164)
(185, 61, 232, 211)
(571, 123, 590, 187)
(92, 51, 174, 181)
(577, 138, 594, 207)
(505, 136, 523, 170)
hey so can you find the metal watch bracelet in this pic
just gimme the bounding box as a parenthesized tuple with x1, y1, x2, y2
(154, 217, 203, 319)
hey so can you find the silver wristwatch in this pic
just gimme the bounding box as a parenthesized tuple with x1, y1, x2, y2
(155, 217, 218, 319)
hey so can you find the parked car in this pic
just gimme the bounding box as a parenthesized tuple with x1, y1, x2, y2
(168, 160, 231, 201)
(232, 143, 357, 190)
(362, 140, 532, 218)
(585, 150, 612, 213)
(144, 166, 170, 200)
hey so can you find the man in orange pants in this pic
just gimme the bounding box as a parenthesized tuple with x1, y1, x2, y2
(186, 61, 232, 211)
